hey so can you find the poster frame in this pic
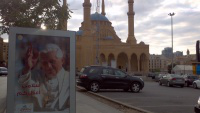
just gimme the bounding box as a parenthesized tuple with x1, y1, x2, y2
(7, 27, 76, 113)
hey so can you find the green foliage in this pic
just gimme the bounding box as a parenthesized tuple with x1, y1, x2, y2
(154, 69, 161, 72)
(0, 0, 72, 34)
(168, 63, 176, 74)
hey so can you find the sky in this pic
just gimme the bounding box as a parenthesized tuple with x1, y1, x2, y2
(1, 0, 200, 55)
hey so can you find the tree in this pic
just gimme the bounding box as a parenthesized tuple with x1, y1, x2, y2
(154, 69, 161, 72)
(168, 63, 176, 74)
(0, 0, 72, 34)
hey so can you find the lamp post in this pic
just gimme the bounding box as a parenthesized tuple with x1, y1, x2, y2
(168, 12, 175, 73)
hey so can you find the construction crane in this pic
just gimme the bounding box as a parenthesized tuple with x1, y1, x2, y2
(96, 0, 100, 13)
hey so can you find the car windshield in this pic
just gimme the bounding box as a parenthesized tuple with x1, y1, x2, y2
(89, 68, 99, 74)
(189, 76, 198, 79)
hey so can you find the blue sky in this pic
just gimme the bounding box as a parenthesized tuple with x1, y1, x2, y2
(2, 0, 200, 55)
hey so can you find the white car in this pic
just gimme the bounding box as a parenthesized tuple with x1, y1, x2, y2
(0, 67, 8, 76)
(193, 79, 200, 89)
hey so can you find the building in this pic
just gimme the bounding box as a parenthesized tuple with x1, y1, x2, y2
(0, 38, 4, 65)
(175, 54, 196, 65)
(75, 0, 149, 73)
(3, 42, 8, 66)
(162, 47, 172, 58)
(173, 65, 193, 75)
(174, 51, 183, 57)
(173, 49, 195, 65)
(149, 54, 169, 72)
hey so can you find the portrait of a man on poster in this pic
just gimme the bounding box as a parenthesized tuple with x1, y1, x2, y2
(16, 35, 70, 112)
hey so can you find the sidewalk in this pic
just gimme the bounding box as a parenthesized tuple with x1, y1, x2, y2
(76, 91, 123, 113)
(3, 92, 123, 113)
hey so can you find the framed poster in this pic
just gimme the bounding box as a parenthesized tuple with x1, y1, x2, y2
(7, 27, 76, 113)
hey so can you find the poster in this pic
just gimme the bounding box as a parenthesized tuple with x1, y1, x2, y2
(7, 27, 76, 113)
(197, 65, 200, 75)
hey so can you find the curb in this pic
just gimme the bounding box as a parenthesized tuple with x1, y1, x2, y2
(76, 86, 154, 113)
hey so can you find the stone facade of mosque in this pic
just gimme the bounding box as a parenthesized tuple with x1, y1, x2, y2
(75, 0, 149, 73)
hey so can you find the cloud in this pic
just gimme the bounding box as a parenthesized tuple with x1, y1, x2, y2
(135, 0, 164, 18)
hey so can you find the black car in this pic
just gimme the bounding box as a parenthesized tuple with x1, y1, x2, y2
(77, 66, 144, 93)
(184, 75, 199, 87)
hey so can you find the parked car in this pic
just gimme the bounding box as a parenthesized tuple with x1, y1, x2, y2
(0, 67, 8, 76)
(184, 75, 199, 87)
(151, 73, 159, 79)
(159, 74, 185, 87)
(193, 79, 200, 89)
(148, 73, 154, 77)
(77, 66, 144, 93)
(155, 74, 165, 82)
(194, 97, 200, 113)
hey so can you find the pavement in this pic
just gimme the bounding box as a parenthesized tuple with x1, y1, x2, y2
(76, 91, 123, 113)
(2, 91, 123, 113)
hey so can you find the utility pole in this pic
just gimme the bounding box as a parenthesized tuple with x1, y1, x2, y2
(168, 12, 175, 74)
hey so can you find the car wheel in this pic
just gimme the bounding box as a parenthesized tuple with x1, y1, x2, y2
(193, 83, 198, 89)
(90, 82, 100, 93)
(159, 81, 162, 86)
(167, 82, 172, 87)
(130, 82, 141, 93)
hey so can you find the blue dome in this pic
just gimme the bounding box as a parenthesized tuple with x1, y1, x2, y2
(76, 30, 83, 36)
(90, 12, 109, 21)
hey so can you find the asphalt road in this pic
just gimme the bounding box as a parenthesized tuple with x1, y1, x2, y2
(97, 81, 200, 113)
(0, 76, 7, 113)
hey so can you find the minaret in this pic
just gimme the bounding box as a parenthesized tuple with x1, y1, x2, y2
(83, 0, 92, 32)
(187, 49, 190, 56)
(126, 0, 137, 44)
(101, 0, 106, 16)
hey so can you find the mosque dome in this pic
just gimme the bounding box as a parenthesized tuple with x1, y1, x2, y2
(139, 41, 145, 45)
(90, 12, 109, 21)
(76, 30, 83, 36)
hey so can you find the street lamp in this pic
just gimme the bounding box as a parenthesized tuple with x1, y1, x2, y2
(168, 12, 175, 73)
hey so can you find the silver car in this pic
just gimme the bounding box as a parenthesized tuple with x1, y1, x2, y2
(155, 74, 166, 82)
(0, 67, 8, 76)
(159, 74, 185, 87)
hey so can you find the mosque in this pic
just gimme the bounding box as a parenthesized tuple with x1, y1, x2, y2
(75, 0, 149, 73)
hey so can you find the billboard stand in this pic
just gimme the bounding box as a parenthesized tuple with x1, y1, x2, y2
(7, 27, 76, 113)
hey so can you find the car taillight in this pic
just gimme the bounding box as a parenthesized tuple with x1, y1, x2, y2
(80, 74, 87, 78)
(171, 78, 176, 80)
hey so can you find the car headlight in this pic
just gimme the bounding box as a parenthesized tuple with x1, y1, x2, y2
(198, 97, 200, 105)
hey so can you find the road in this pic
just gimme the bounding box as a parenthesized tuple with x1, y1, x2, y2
(0, 76, 7, 113)
(97, 81, 200, 113)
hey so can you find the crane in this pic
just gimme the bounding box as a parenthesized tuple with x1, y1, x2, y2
(96, 0, 100, 13)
